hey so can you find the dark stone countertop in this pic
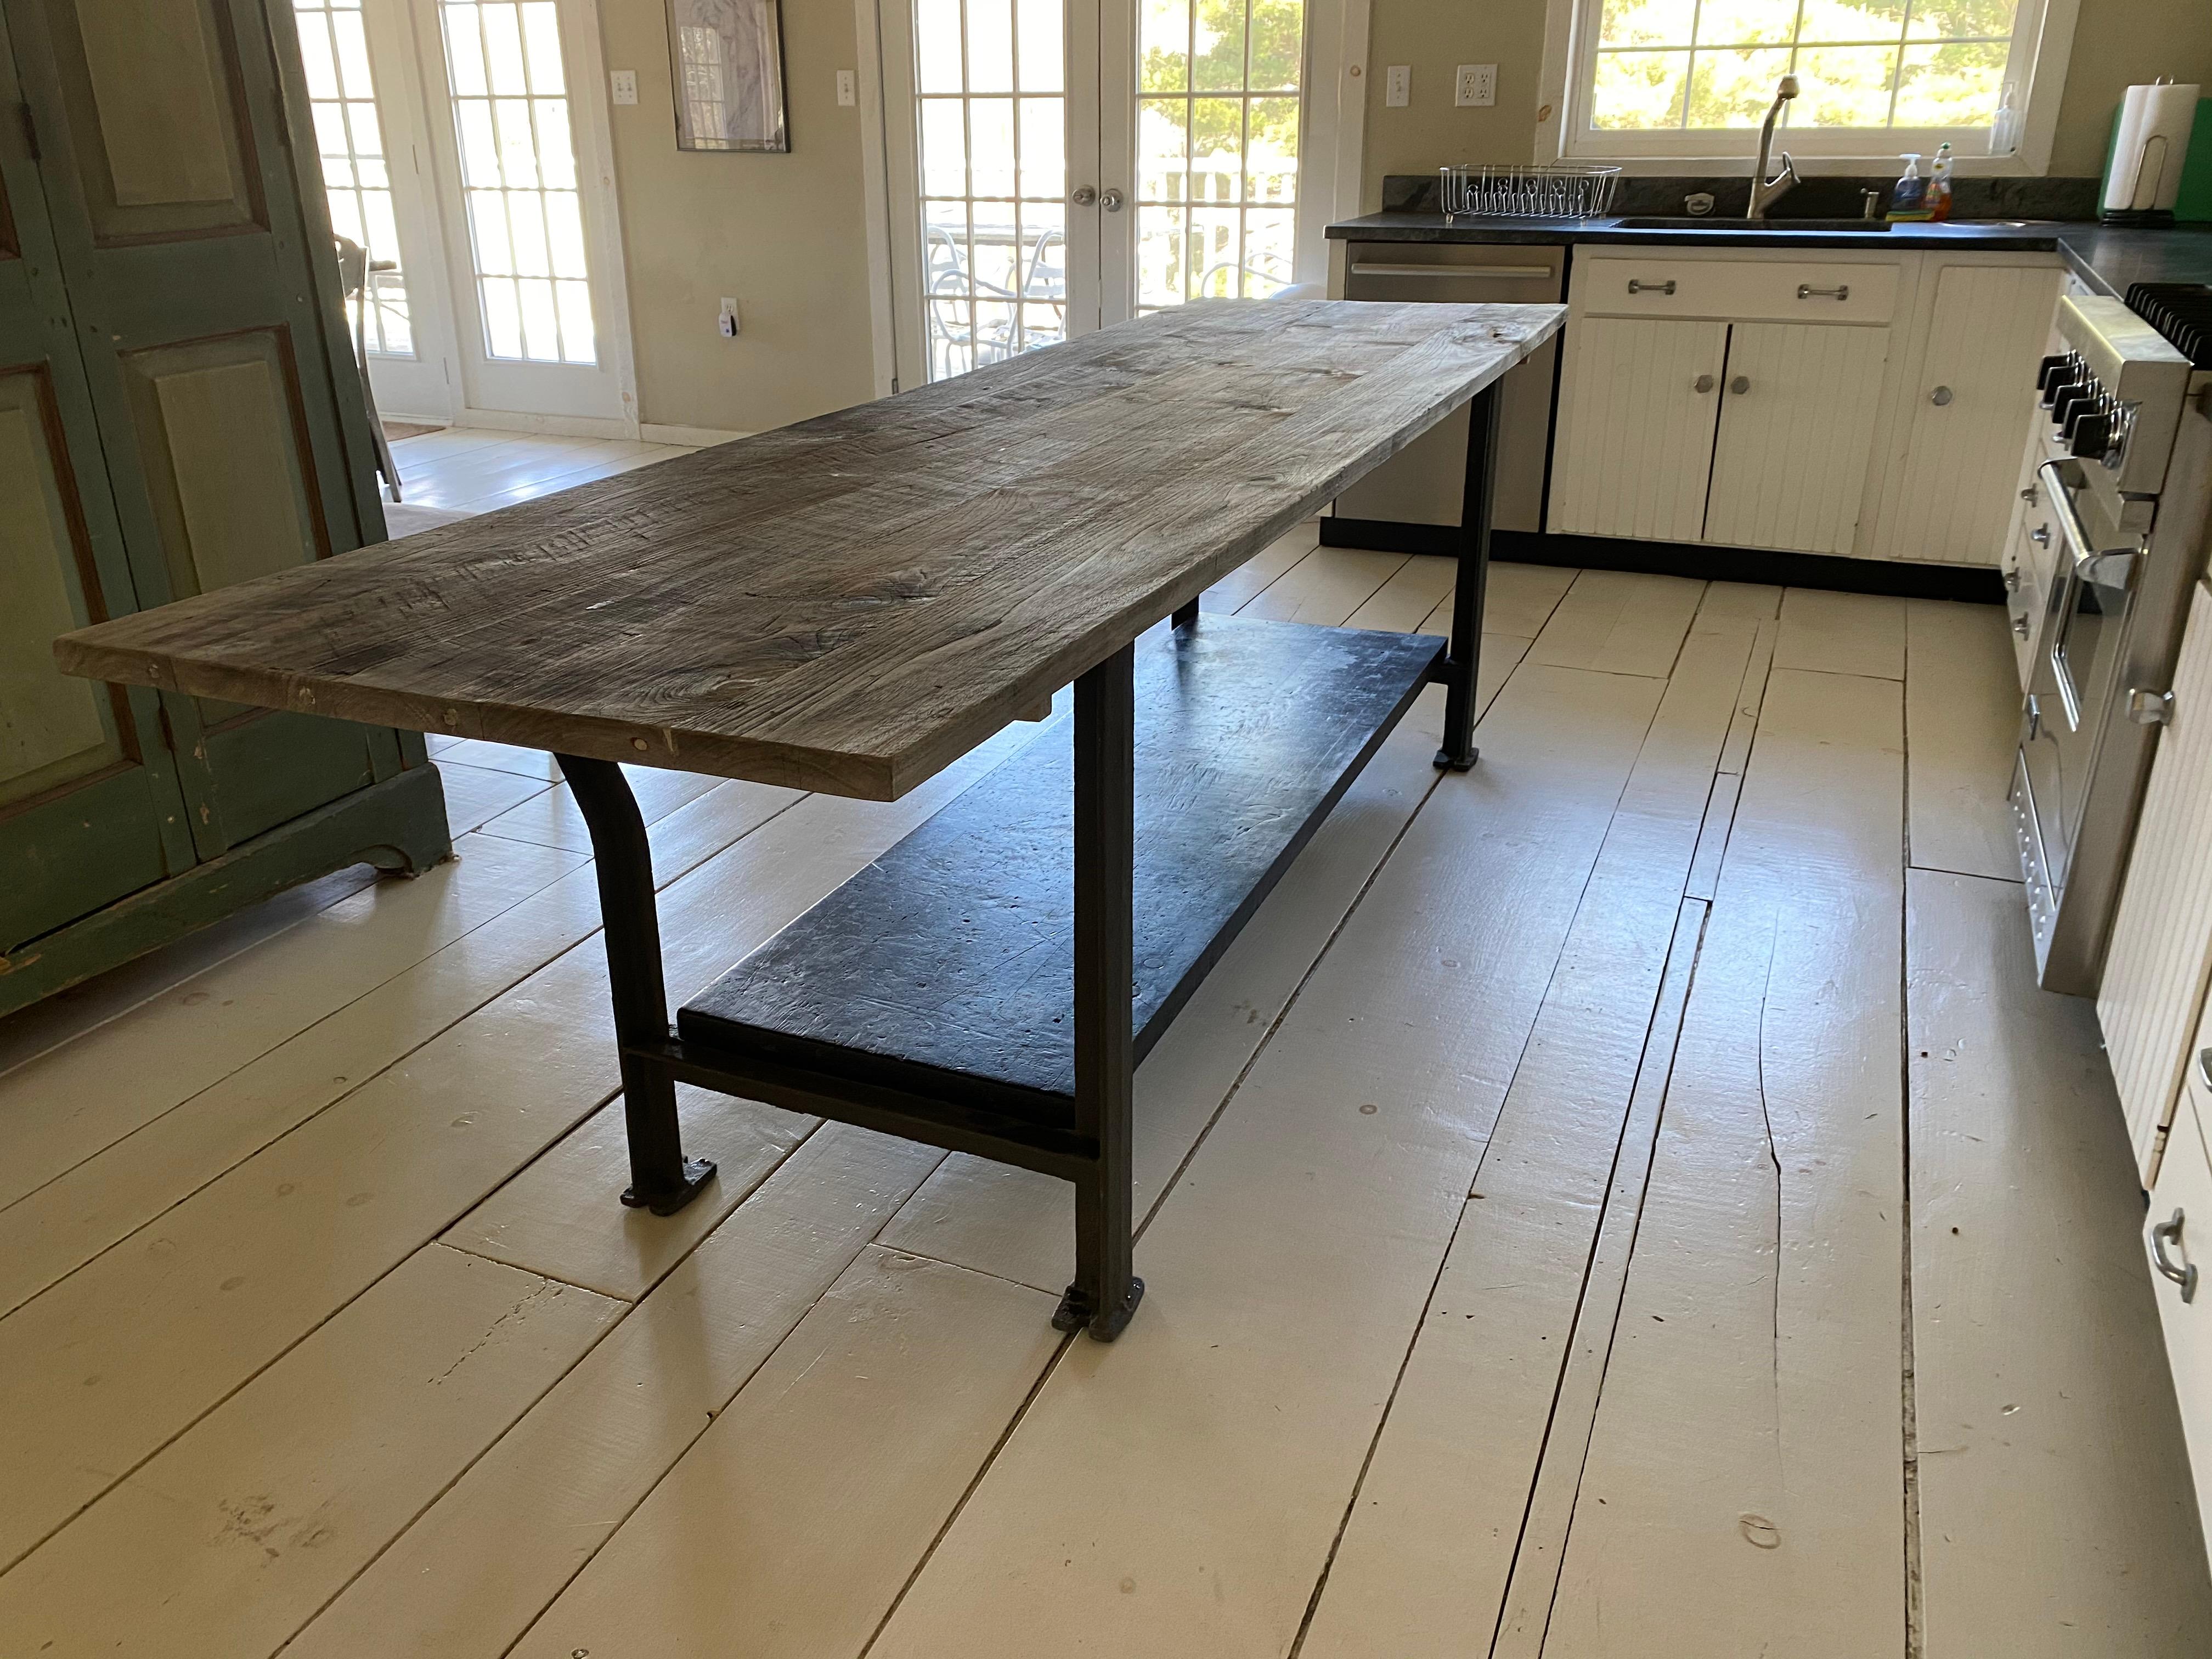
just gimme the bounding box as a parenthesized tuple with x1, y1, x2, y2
(1325, 212, 2212, 301)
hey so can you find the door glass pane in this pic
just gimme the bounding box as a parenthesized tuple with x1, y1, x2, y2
(438, 0, 596, 364)
(293, 0, 415, 356)
(914, 0, 1068, 380)
(1135, 0, 1304, 311)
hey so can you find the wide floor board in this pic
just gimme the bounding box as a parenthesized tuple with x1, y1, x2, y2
(2, 535, 2204, 1657)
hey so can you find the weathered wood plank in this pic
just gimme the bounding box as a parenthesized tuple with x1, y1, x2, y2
(1294, 621, 1748, 1659)
(1527, 571, 1706, 679)
(285, 1126, 946, 1659)
(1775, 587, 1906, 680)
(865, 663, 1664, 1659)
(56, 302, 1564, 799)
(1904, 597, 2021, 881)
(1910, 868, 2212, 1654)
(1544, 666, 1906, 1657)
(0, 1245, 617, 1659)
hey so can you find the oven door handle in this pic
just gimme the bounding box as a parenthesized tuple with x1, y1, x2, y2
(2036, 460, 2097, 568)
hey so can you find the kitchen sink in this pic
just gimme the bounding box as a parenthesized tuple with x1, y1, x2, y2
(1610, 216, 1895, 232)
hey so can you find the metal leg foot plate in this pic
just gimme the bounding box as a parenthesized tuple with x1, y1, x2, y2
(1052, 1275, 1146, 1341)
(1434, 746, 1479, 772)
(620, 1156, 719, 1216)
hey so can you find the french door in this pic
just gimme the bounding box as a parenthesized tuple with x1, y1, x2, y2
(879, 0, 1348, 388)
(293, 0, 633, 427)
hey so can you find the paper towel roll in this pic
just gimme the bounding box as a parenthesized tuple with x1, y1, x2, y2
(2104, 82, 2202, 214)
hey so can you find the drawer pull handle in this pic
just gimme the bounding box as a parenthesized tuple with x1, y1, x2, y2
(1628, 279, 1676, 295)
(1694, 373, 1716, 393)
(2199, 1047, 2212, 1091)
(1798, 283, 1850, 300)
(2030, 525, 2050, 545)
(2152, 1209, 2198, 1303)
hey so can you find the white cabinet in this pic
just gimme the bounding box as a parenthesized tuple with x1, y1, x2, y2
(2146, 1080, 2212, 1545)
(1705, 322, 1891, 556)
(1546, 247, 2063, 566)
(1548, 317, 1727, 543)
(2100, 582, 2212, 1188)
(1871, 264, 2064, 565)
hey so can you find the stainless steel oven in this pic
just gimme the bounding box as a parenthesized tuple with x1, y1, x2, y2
(2014, 295, 2196, 992)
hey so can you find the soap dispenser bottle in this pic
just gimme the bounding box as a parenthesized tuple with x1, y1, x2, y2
(1887, 153, 1931, 221)
(1927, 142, 1955, 219)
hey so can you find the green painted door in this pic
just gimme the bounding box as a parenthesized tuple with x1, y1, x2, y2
(4, 0, 402, 861)
(0, 9, 198, 955)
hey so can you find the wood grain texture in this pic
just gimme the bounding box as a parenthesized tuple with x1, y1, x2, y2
(55, 302, 1562, 799)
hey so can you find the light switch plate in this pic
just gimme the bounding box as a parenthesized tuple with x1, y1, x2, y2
(1454, 64, 1496, 108)
(610, 69, 638, 105)
(1384, 65, 1409, 108)
(837, 69, 856, 106)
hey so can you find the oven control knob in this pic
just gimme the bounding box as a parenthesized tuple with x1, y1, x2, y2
(2042, 354, 2086, 409)
(2052, 382, 2098, 429)
(2070, 412, 2112, 458)
(2037, 353, 2071, 393)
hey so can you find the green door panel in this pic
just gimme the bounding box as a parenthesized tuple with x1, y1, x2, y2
(197, 711, 376, 845)
(0, 766, 178, 951)
(13, 0, 399, 860)
(0, 9, 198, 939)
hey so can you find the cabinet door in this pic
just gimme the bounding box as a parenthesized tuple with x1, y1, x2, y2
(1884, 264, 2061, 566)
(4, 0, 398, 857)
(2145, 1082, 2212, 1551)
(2100, 582, 2212, 1188)
(1548, 315, 1727, 543)
(0, 8, 197, 953)
(1703, 321, 1890, 556)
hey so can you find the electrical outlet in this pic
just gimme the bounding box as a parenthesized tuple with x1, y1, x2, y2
(1384, 65, 1409, 108)
(1454, 63, 1496, 108)
(610, 69, 637, 106)
(717, 297, 740, 338)
(837, 69, 856, 106)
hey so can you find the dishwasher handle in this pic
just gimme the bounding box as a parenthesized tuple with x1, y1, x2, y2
(1348, 262, 1558, 280)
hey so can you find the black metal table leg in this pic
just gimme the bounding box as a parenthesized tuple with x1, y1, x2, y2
(1053, 642, 1144, 1341)
(1436, 381, 1502, 772)
(1172, 598, 1199, 631)
(557, 754, 718, 1215)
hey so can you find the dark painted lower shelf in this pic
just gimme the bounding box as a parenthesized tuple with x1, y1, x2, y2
(678, 615, 1444, 1123)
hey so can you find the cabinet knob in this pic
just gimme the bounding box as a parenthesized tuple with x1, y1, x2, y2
(1100, 188, 1125, 212)
(1070, 185, 1098, 206)
(2153, 1209, 2199, 1303)
(1729, 375, 1750, 395)
(2030, 524, 2050, 545)
(1693, 373, 1716, 393)
(1930, 385, 1954, 406)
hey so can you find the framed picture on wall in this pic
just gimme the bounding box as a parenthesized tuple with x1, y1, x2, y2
(667, 0, 789, 152)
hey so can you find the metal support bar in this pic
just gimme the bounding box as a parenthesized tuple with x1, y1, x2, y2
(1054, 642, 1144, 1341)
(1172, 598, 1199, 631)
(1436, 380, 1500, 771)
(556, 754, 718, 1215)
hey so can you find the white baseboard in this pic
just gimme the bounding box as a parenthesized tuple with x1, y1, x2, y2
(458, 407, 639, 440)
(639, 422, 751, 447)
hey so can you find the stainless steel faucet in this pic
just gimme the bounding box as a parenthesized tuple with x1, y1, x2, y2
(1747, 75, 1801, 219)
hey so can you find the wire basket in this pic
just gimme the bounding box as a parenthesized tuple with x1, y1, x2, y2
(1439, 164, 1622, 221)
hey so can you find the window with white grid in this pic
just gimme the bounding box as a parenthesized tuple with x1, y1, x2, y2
(293, 0, 413, 356)
(1135, 0, 1302, 313)
(437, 0, 597, 364)
(913, 0, 1069, 382)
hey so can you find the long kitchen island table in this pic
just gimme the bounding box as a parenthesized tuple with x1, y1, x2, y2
(56, 298, 1565, 1339)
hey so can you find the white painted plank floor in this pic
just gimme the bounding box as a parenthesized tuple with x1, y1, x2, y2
(2, 526, 2208, 1658)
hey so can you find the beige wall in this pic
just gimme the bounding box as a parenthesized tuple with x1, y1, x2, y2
(597, 0, 877, 433)
(1357, 0, 2212, 208)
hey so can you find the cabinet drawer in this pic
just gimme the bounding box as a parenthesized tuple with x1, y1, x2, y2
(2147, 1084, 2212, 1544)
(1575, 256, 1899, 324)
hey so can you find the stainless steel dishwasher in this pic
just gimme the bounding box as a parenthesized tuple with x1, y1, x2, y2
(1331, 242, 1564, 536)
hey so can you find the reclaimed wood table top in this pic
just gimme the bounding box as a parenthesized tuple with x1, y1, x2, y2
(57, 299, 1564, 800)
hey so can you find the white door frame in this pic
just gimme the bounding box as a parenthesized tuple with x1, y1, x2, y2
(860, 0, 1368, 393)
(404, 0, 641, 436)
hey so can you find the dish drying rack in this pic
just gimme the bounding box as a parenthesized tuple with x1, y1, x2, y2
(1439, 164, 1621, 221)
